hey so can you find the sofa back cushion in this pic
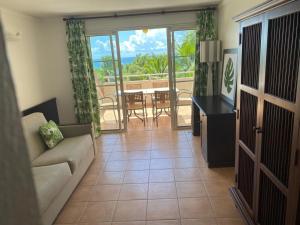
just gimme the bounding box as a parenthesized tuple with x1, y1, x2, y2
(22, 112, 47, 161)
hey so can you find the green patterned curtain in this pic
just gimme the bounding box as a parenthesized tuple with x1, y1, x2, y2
(66, 20, 101, 135)
(193, 10, 217, 96)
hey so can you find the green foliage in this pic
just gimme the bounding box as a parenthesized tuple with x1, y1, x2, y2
(122, 54, 168, 81)
(94, 31, 196, 82)
(175, 31, 196, 72)
(224, 58, 234, 93)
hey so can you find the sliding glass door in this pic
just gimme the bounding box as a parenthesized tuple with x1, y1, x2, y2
(88, 28, 196, 132)
(89, 33, 124, 131)
(169, 28, 196, 128)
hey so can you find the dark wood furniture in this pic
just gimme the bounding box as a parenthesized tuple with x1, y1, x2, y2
(231, 1, 300, 225)
(192, 96, 236, 167)
(22, 98, 60, 124)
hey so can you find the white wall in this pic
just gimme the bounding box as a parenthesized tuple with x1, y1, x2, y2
(38, 18, 76, 124)
(0, 8, 47, 110)
(0, 8, 76, 124)
(218, 0, 266, 49)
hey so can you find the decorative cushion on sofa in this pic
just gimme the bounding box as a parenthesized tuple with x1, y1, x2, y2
(39, 120, 64, 149)
(32, 134, 93, 173)
(32, 163, 72, 213)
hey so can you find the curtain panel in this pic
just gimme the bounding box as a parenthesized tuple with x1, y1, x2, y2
(66, 20, 101, 135)
(193, 10, 217, 96)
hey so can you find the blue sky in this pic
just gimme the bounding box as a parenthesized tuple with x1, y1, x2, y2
(90, 28, 188, 60)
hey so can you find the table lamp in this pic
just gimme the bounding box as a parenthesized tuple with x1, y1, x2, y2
(199, 40, 221, 96)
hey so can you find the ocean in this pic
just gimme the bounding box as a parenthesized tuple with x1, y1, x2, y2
(93, 56, 135, 69)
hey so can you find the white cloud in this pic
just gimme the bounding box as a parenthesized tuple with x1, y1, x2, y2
(120, 28, 167, 56)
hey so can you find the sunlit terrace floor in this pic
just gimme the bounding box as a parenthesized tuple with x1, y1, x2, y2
(54, 128, 245, 225)
(100, 106, 192, 131)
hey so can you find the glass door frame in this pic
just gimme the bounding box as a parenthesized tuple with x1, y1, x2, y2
(87, 32, 126, 133)
(167, 26, 196, 129)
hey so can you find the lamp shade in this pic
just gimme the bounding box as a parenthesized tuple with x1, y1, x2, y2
(199, 40, 221, 63)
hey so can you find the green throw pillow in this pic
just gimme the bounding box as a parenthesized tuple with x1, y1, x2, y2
(39, 120, 64, 149)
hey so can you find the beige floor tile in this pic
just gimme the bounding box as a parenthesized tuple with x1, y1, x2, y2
(69, 185, 92, 202)
(123, 170, 149, 183)
(113, 200, 147, 221)
(200, 168, 234, 183)
(97, 171, 124, 185)
(210, 197, 240, 218)
(87, 162, 106, 175)
(126, 160, 150, 170)
(176, 182, 207, 198)
(174, 168, 202, 181)
(146, 220, 180, 225)
(105, 161, 127, 172)
(181, 218, 217, 225)
(216, 218, 245, 225)
(203, 181, 231, 197)
(179, 198, 214, 219)
(56, 202, 87, 224)
(119, 184, 148, 200)
(77, 223, 111, 225)
(80, 201, 116, 223)
(149, 169, 174, 182)
(150, 150, 176, 159)
(127, 151, 151, 160)
(95, 152, 111, 163)
(148, 182, 177, 199)
(174, 158, 199, 168)
(112, 222, 145, 225)
(123, 143, 152, 151)
(173, 149, 194, 158)
(80, 173, 99, 186)
(110, 152, 129, 161)
(150, 159, 175, 169)
(90, 185, 121, 201)
(147, 199, 180, 220)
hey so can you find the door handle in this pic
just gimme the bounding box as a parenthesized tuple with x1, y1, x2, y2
(253, 126, 263, 133)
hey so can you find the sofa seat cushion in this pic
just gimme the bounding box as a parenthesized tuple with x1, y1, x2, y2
(32, 134, 93, 173)
(32, 163, 72, 213)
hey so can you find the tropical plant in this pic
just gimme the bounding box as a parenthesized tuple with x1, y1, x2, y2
(224, 58, 234, 93)
(175, 31, 196, 71)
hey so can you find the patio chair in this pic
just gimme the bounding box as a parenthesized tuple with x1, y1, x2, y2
(97, 87, 118, 123)
(176, 89, 192, 111)
(124, 91, 147, 125)
(152, 90, 171, 126)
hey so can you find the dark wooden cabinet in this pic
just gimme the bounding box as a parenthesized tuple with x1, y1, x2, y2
(192, 96, 236, 168)
(231, 1, 300, 225)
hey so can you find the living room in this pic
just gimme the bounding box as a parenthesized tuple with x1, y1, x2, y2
(1, 0, 300, 225)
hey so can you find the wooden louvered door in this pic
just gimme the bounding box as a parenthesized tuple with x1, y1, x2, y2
(257, 6, 300, 225)
(232, 2, 300, 225)
(234, 16, 263, 224)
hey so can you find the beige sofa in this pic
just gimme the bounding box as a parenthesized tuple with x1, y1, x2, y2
(22, 112, 96, 225)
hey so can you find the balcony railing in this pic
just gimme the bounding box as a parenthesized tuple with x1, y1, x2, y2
(95, 71, 194, 84)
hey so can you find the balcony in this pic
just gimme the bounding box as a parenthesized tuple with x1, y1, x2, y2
(97, 73, 193, 131)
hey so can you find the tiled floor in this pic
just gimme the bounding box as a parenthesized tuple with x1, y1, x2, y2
(55, 129, 245, 225)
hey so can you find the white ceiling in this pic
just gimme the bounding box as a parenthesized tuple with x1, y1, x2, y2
(0, 0, 220, 17)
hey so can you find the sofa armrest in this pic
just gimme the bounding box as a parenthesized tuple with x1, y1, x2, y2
(58, 123, 92, 138)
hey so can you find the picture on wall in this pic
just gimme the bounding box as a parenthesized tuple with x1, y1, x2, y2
(221, 49, 238, 103)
